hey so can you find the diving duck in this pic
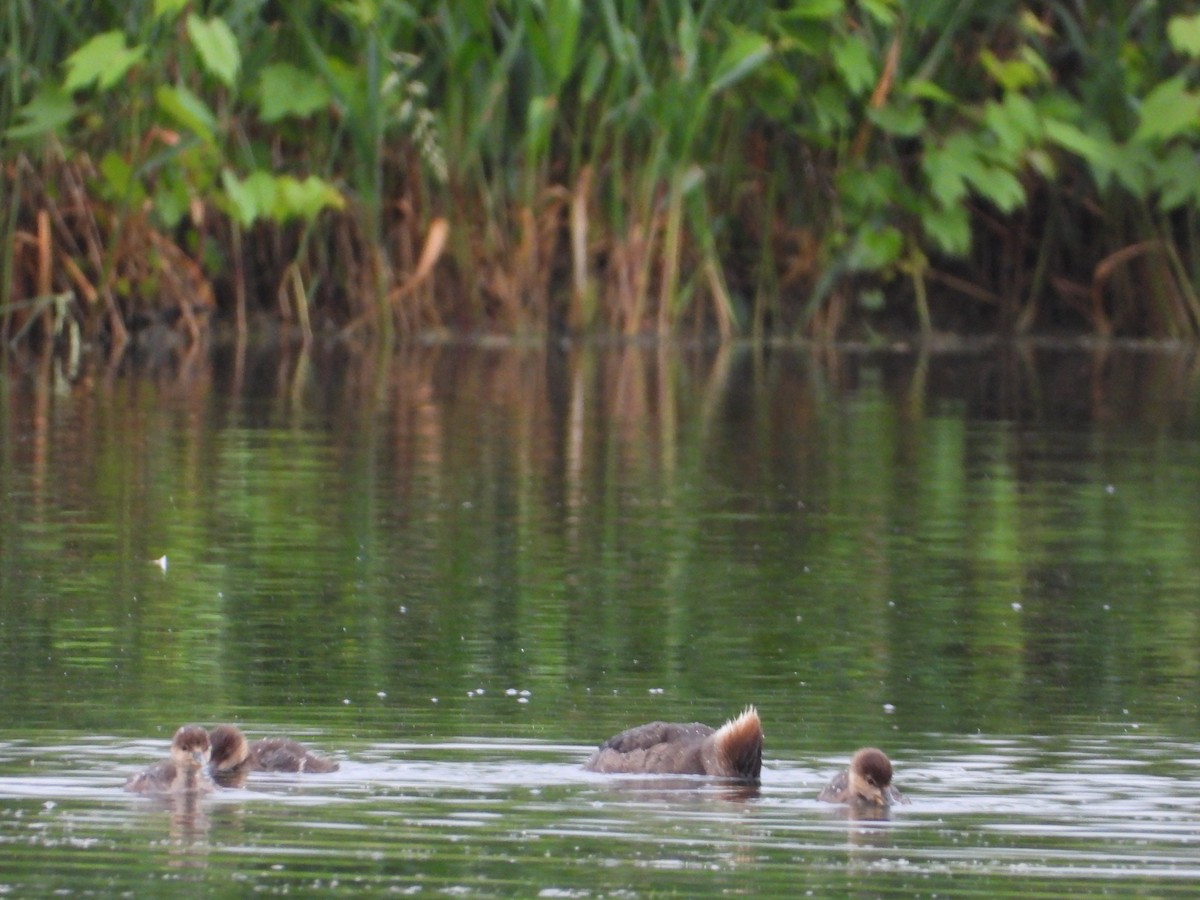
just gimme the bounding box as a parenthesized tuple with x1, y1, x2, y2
(584, 707, 762, 781)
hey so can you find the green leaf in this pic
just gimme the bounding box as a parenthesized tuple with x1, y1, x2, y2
(923, 133, 982, 207)
(921, 203, 971, 256)
(1168, 13, 1200, 58)
(152, 172, 190, 229)
(708, 29, 772, 95)
(257, 63, 332, 122)
(810, 83, 852, 135)
(1108, 140, 1157, 197)
(1133, 76, 1200, 143)
(578, 45, 609, 104)
(979, 49, 1039, 92)
(847, 224, 903, 271)
(186, 14, 241, 89)
(868, 101, 926, 137)
(838, 166, 902, 214)
(905, 79, 956, 105)
(925, 132, 1026, 213)
(984, 93, 1041, 158)
(156, 83, 217, 143)
(1043, 119, 1122, 186)
(1155, 143, 1200, 210)
(222, 169, 270, 226)
(153, 0, 189, 19)
(336, 0, 377, 28)
(548, 0, 583, 86)
(786, 0, 844, 20)
(63, 31, 145, 92)
(222, 170, 344, 226)
(831, 34, 875, 95)
(276, 175, 345, 222)
(6, 86, 76, 139)
(99, 152, 146, 204)
(971, 165, 1025, 213)
(860, 0, 898, 27)
(525, 95, 556, 161)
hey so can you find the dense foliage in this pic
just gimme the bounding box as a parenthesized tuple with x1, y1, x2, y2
(4, 1, 1200, 345)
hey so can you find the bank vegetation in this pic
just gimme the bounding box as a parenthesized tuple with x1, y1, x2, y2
(4, 1, 1200, 351)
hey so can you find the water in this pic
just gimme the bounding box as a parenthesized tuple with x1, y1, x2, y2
(2, 340, 1200, 895)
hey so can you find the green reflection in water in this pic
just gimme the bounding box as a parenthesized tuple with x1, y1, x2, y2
(0, 343, 1198, 751)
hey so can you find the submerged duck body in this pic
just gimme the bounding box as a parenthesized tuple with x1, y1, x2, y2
(124, 725, 214, 795)
(208, 724, 339, 786)
(584, 707, 762, 781)
(818, 747, 904, 806)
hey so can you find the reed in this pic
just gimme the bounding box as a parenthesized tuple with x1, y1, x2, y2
(4, 1, 1200, 349)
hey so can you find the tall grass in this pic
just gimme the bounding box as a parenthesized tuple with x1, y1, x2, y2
(4, 1, 1200, 349)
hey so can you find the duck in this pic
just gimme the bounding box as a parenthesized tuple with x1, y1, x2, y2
(124, 725, 214, 795)
(817, 747, 904, 806)
(208, 724, 339, 786)
(583, 707, 762, 781)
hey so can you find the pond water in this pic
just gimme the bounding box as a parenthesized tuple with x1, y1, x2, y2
(1, 339, 1199, 895)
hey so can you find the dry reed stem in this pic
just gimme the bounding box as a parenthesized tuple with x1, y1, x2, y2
(569, 165, 593, 330)
(1093, 240, 1170, 337)
(388, 216, 449, 329)
(850, 34, 902, 162)
(36, 210, 53, 344)
(59, 251, 98, 306)
(147, 230, 213, 344)
(657, 182, 684, 335)
(704, 258, 733, 341)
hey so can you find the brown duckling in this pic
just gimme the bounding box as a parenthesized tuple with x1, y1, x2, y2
(124, 725, 214, 795)
(208, 724, 339, 786)
(818, 747, 904, 806)
(584, 707, 762, 781)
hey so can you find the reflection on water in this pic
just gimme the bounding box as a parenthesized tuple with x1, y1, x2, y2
(2, 340, 1200, 893)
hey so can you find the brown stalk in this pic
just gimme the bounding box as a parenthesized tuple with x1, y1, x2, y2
(569, 165, 593, 330)
(148, 230, 213, 343)
(850, 34, 902, 163)
(36, 210, 52, 343)
(1093, 240, 1169, 337)
(60, 158, 127, 349)
(388, 216, 449, 333)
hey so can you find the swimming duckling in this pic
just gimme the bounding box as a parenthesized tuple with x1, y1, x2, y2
(208, 724, 339, 787)
(584, 707, 762, 781)
(124, 725, 214, 795)
(818, 747, 904, 806)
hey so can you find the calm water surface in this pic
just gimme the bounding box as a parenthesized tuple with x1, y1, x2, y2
(1, 340, 1199, 895)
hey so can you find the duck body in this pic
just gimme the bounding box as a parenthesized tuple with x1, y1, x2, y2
(124, 725, 214, 795)
(248, 737, 341, 773)
(584, 707, 762, 781)
(209, 725, 338, 787)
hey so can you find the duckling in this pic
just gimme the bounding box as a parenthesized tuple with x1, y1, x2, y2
(124, 725, 214, 795)
(818, 747, 904, 806)
(208, 724, 338, 787)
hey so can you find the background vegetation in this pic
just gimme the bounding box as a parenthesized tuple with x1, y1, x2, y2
(5, 1, 1200, 347)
